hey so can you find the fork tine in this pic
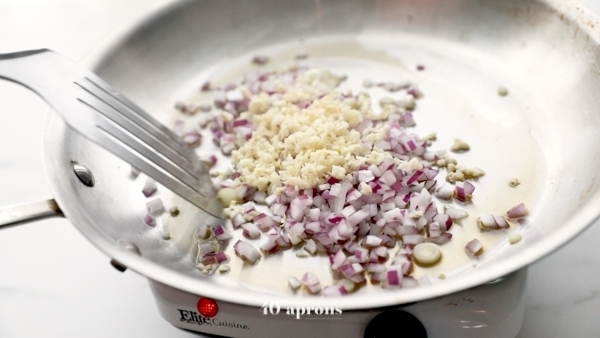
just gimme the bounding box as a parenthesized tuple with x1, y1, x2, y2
(82, 73, 184, 144)
(90, 129, 221, 216)
(75, 77, 196, 161)
(84, 103, 209, 193)
(75, 87, 205, 180)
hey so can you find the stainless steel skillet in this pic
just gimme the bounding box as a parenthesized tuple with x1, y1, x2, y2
(4, 0, 600, 313)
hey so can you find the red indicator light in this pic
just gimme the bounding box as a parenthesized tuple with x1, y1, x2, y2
(197, 297, 219, 318)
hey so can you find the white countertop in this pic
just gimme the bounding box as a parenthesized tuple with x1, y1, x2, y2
(0, 1, 599, 337)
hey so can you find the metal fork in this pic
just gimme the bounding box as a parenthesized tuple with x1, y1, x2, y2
(0, 49, 222, 217)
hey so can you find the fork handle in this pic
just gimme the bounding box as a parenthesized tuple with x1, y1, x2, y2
(0, 49, 65, 92)
(0, 49, 48, 61)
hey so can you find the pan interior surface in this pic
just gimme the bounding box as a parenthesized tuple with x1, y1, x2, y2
(44, 0, 600, 309)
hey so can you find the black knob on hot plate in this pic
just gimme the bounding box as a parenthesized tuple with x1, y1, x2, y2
(364, 310, 427, 338)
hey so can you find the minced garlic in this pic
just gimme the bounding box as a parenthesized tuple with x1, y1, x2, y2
(232, 69, 388, 194)
(509, 233, 522, 244)
(451, 138, 470, 152)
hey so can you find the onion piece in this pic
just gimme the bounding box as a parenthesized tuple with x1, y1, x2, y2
(330, 250, 347, 270)
(426, 232, 452, 245)
(444, 206, 468, 220)
(323, 285, 349, 296)
(435, 183, 454, 200)
(507, 203, 528, 219)
(364, 235, 383, 247)
(232, 213, 246, 228)
(259, 235, 278, 252)
(182, 130, 202, 147)
(465, 238, 483, 256)
(233, 240, 261, 264)
(358, 170, 375, 182)
(142, 178, 157, 197)
(253, 191, 268, 205)
(199, 242, 216, 255)
(402, 234, 424, 245)
(455, 181, 475, 202)
(212, 225, 230, 240)
(264, 194, 278, 206)
(143, 213, 156, 226)
(215, 251, 229, 264)
(478, 214, 509, 231)
(199, 154, 218, 168)
(304, 239, 317, 255)
(288, 276, 302, 290)
(195, 225, 209, 240)
(385, 268, 403, 288)
(301, 272, 322, 294)
(346, 209, 370, 227)
(146, 198, 164, 214)
(242, 223, 260, 239)
(402, 276, 419, 288)
(254, 213, 278, 230)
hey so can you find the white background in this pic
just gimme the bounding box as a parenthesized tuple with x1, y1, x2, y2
(0, 1, 599, 337)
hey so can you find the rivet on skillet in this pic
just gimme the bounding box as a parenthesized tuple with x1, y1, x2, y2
(110, 240, 142, 272)
(72, 164, 95, 187)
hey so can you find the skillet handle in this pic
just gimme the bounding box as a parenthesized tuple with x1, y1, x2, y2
(0, 199, 64, 229)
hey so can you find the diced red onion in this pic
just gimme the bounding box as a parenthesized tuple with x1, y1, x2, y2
(233, 240, 261, 264)
(402, 276, 418, 288)
(212, 225, 231, 241)
(264, 194, 278, 206)
(143, 213, 156, 226)
(259, 236, 278, 252)
(432, 213, 452, 231)
(402, 234, 424, 245)
(346, 209, 369, 227)
(330, 250, 347, 270)
(253, 191, 267, 204)
(426, 233, 452, 245)
(507, 203, 528, 219)
(242, 223, 260, 239)
(199, 242, 215, 255)
(215, 251, 229, 264)
(232, 213, 246, 228)
(445, 206, 468, 220)
(301, 272, 322, 294)
(199, 154, 218, 168)
(465, 238, 483, 256)
(142, 178, 157, 197)
(182, 130, 202, 147)
(254, 213, 278, 230)
(146, 198, 164, 214)
(323, 285, 344, 297)
(243, 201, 256, 214)
(455, 181, 475, 202)
(364, 235, 383, 247)
(288, 276, 302, 290)
(195, 225, 209, 240)
(304, 239, 317, 255)
(358, 170, 376, 182)
(385, 268, 403, 288)
(435, 183, 454, 200)
(226, 89, 245, 103)
(478, 214, 509, 231)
